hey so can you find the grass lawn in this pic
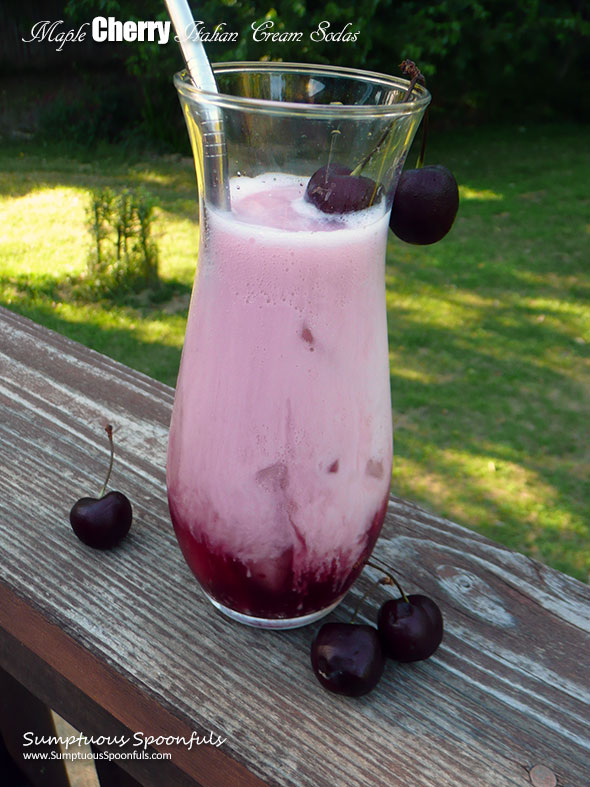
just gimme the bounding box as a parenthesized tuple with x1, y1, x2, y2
(1, 124, 588, 582)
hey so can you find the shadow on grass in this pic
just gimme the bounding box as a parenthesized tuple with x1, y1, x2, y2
(0, 139, 200, 222)
(386, 282, 590, 580)
(0, 275, 191, 388)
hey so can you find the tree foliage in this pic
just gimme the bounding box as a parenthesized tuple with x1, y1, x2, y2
(63, 1, 589, 146)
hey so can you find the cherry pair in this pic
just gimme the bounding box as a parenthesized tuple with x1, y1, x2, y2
(311, 564, 443, 697)
(305, 60, 459, 246)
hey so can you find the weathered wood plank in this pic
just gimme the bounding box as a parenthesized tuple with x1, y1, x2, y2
(1, 306, 589, 787)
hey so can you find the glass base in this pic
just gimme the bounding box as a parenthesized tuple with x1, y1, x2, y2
(207, 594, 344, 630)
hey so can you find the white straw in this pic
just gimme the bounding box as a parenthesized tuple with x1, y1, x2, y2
(164, 0, 217, 91)
(164, 0, 231, 209)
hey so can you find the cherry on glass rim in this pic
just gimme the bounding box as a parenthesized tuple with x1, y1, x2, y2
(389, 165, 459, 245)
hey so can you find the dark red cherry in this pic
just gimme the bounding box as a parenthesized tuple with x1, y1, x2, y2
(377, 594, 443, 662)
(69, 424, 132, 549)
(70, 491, 132, 549)
(390, 165, 459, 244)
(305, 163, 382, 214)
(311, 622, 384, 696)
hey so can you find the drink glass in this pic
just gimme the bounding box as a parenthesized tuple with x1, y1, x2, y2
(167, 63, 429, 628)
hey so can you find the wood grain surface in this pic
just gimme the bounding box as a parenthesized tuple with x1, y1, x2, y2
(1, 306, 589, 787)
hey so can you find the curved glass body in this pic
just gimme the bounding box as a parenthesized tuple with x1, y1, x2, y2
(167, 63, 429, 628)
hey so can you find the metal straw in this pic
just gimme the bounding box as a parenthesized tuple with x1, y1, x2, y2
(164, 0, 231, 210)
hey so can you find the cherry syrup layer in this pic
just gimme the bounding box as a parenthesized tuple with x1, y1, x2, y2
(168, 493, 389, 620)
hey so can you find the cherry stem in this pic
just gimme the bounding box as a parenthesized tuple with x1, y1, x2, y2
(416, 107, 429, 169)
(401, 74, 419, 104)
(326, 128, 341, 178)
(99, 424, 115, 498)
(351, 125, 388, 177)
(400, 60, 427, 169)
(350, 60, 425, 178)
(400, 59, 425, 102)
(366, 559, 410, 604)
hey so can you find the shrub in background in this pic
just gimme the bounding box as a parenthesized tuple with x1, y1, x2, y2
(86, 187, 159, 298)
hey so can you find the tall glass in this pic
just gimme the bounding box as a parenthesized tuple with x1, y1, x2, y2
(167, 63, 429, 628)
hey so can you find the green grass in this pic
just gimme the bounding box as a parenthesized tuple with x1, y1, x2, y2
(0, 142, 197, 383)
(1, 126, 588, 582)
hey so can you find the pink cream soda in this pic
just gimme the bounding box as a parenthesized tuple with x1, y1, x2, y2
(167, 173, 393, 622)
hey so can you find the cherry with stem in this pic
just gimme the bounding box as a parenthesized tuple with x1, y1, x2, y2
(310, 559, 386, 697)
(366, 559, 444, 663)
(306, 62, 425, 214)
(305, 124, 383, 214)
(69, 424, 133, 550)
(388, 62, 459, 244)
(306, 58, 454, 225)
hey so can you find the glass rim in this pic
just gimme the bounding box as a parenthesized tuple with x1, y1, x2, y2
(174, 61, 431, 117)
